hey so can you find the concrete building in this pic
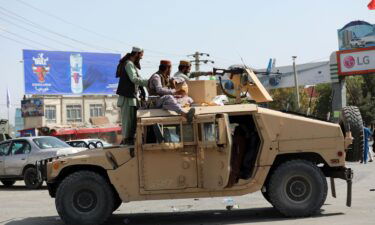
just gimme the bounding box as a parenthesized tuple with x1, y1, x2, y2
(23, 95, 120, 130)
(14, 108, 24, 137)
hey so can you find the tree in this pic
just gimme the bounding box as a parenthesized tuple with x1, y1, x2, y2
(346, 75, 375, 126)
(313, 83, 332, 120)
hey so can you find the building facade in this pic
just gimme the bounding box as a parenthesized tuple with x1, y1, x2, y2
(23, 95, 120, 130)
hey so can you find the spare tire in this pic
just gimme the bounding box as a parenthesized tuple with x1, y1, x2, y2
(340, 106, 364, 162)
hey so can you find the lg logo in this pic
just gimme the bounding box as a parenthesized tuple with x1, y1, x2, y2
(343, 55, 370, 69)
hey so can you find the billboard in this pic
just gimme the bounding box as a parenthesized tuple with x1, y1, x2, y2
(21, 98, 44, 117)
(337, 47, 375, 76)
(23, 50, 121, 95)
(338, 20, 375, 50)
(256, 61, 331, 89)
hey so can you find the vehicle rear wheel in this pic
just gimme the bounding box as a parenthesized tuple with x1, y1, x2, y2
(24, 167, 43, 189)
(1, 179, 16, 187)
(55, 171, 114, 225)
(268, 160, 327, 217)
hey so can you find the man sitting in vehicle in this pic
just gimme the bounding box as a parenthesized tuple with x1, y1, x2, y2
(148, 60, 195, 123)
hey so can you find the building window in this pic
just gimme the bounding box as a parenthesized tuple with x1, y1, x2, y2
(66, 105, 82, 123)
(90, 104, 104, 117)
(45, 105, 56, 123)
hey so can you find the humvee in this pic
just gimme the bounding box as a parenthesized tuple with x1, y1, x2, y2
(37, 69, 354, 225)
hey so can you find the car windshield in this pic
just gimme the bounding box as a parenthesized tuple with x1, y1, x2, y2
(33, 137, 70, 149)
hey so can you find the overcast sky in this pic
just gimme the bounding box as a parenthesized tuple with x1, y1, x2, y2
(0, 0, 374, 124)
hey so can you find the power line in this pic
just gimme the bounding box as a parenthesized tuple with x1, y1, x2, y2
(0, 27, 55, 50)
(0, 15, 83, 51)
(14, 0, 186, 57)
(0, 6, 120, 53)
(0, 33, 41, 49)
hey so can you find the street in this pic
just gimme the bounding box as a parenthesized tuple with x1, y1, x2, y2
(0, 161, 374, 225)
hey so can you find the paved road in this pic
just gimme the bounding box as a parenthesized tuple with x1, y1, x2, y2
(1, 162, 374, 225)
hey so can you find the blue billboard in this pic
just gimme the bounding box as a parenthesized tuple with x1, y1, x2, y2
(338, 20, 375, 50)
(23, 50, 121, 95)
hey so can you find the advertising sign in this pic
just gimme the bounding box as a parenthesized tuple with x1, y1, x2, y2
(338, 20, 375, 50)
(337, 47, 375, 76)
(21, 98, 44, 117)
(23, 50, 121, 95)
(256, 61, 331, 89)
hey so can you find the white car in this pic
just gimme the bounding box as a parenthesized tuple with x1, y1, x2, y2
(0, 136, 86, 189)
(66, 139, 112, 149)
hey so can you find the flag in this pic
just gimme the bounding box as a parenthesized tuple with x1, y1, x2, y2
(368, 0, 375, 10)
(6, 87, 11, 108)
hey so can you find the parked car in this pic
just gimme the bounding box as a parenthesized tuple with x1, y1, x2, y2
(0, 136, 86, 189)
(66, 139, 112, 149)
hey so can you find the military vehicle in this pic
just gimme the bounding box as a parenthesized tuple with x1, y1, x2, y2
(37, 68, 354, 225)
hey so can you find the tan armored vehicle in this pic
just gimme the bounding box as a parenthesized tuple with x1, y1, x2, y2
(37, 68, 354, 225)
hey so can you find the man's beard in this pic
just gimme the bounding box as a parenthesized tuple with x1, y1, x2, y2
(134, 57, 141, 70)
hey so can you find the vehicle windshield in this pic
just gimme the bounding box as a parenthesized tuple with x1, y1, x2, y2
(33, 137, 70, 149)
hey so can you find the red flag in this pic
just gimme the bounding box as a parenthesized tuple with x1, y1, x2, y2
(368, 0, 375, 10)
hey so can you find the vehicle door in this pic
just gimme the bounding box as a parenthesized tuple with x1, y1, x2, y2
(0, 141, 11, 176)
(4, 140, 32, 176)
(195, 113, 232, 190)
(139, 116, 198, 192)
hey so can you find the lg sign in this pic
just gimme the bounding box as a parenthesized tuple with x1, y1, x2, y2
(338, 47, 375, 76)
(343, 55, 370, 69)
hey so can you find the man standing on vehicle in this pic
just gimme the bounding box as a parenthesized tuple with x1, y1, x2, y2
(116, 47, 148, 145)
(173, 60, 213, 81)
(148, 60, 195, 123)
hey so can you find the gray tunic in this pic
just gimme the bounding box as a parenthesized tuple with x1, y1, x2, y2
(148, 73, 184, 114)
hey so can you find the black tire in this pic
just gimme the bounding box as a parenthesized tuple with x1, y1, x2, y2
(55, 171, 114, 225)
(1, 179, 16, 187)
(24, 167, 43, 189)
(268, 160, 327, 217)
(261, 189, 272, 205)
(340, 106, 364, 162)
(113, 194, 122, 212)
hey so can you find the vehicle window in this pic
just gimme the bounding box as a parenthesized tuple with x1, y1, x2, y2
(144, 124, 181, 144)
(0, 142, 11, 156)
(202, 123, 218, 142)
(67, 141, 87, 148)
(33, 137, 70, 149)
(10, 141, 32, 155)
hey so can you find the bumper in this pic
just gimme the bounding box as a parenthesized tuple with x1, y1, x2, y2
(325, 167, 353, 207)
(35, 157, 58, 182)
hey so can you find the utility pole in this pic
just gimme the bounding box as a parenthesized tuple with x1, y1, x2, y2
(292, 56, 300, 109)
(188, 51, 214, 72)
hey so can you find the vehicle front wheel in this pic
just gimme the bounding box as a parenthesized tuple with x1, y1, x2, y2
(24, 167, 43, 189)
(55, 171, 114, 225)
(1, 179, 16, 187)
(268, 160, 327, 217)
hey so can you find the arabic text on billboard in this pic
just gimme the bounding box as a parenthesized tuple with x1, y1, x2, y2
(338, 20, 375, 50)
(23, 50, 121, 95)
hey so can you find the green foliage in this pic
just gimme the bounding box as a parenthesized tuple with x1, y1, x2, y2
(313, 83, 332, 119)
(346, 75, 375, 125)
(268, 87, 310, 113)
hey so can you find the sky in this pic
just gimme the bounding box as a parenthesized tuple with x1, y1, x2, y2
(0, 0, 374, 124)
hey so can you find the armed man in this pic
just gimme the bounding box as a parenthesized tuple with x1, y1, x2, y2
(173, 60, 213, 81)
(116, 47, 148, 145)
(148, 60, 195, 123)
